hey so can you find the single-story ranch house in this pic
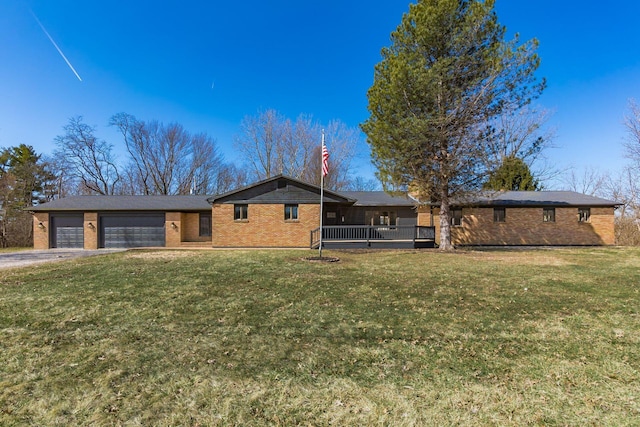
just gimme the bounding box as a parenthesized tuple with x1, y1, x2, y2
(30, 175, 619, 249)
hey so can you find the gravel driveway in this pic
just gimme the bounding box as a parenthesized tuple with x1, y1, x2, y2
(0, 249, 126, 270)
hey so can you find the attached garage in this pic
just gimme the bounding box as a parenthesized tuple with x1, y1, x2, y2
(99, 213, 165, 248)
(50, 214, 84, 248)
(30, 195, 214, 250)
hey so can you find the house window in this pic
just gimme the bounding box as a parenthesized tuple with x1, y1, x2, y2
(379, 212, 390, 225)
(578, 208, 591, 222)
(366, 210, 397, 226)
(543, 208, 555, 223)
(451, 208, 463, 226)
(494, 207, 506, 223)
(199, 213, 212, 236)
(234, 204, 248, 221)
(284, 204, 298, 221)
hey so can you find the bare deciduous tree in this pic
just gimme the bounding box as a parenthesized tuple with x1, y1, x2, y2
(300, 120, 358, 190)
(110, 113, 227, 195)
(624, 99, 640, 168)
(234, 109, 288, 180)
(561, 166, 606, 196)
(483, 106, 558, 186)
(345, 176, 382, 191)
(235, 109, 360, 190)
(54, 116, 121, 195)
(598, 99, 640, 245)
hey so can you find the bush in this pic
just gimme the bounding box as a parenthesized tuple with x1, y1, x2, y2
(615, 216, 640, 246)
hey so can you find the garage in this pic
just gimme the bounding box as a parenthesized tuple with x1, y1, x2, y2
(50, 214, 84, 248)
(99, 213, 165, 248)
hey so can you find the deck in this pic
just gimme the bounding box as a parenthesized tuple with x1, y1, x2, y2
(310, 225, 436, 249)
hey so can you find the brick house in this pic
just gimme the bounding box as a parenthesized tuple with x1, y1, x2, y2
(419, 191, 618, 246)
(30, 175, 619, 249)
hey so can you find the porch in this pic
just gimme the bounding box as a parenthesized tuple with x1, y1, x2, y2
(310, 225, 436, 249)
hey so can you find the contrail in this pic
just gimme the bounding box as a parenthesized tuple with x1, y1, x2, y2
(31, 10, 82, 82)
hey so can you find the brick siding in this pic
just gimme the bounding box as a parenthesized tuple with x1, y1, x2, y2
(165, 212, 182, 247)
(180, 212, 212, 243)
(33, 212, 49, 249)
(212, 203, 320, 247)
(418, 206, 615, 245)
(83, 212, 98, 249)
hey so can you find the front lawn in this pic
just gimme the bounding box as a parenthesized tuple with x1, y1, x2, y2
(1, 248, 639, 425)
(0, 247, 30, 253)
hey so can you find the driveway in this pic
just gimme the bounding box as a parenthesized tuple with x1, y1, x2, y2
(0, 249, 126, 270)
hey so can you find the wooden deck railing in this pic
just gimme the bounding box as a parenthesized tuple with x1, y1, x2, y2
(310, 225, 436, 249)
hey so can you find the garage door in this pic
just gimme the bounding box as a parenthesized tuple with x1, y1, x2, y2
(100, 214, 165, 248)
(50, 214, 84, 248)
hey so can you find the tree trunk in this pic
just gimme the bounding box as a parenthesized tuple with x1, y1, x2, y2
(439, 199, 454, 250)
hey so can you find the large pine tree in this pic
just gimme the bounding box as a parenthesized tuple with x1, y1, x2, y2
(361, 0, 545, 249)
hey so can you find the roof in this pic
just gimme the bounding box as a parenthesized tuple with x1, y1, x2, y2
(449, 191, 619, 207)
(29, 183, 619, 213)
(29, 195, 212, 212)
(338, 191, 416, 207)
(207, 175, 354, 204)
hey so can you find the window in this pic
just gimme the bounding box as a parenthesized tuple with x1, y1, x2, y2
(379, 212, 390, 225)
(234, 204, 248, 221)
(578, 208, 590, 222)
(284, 204, 298, 221)
(451, 208, 463, 226)
(543, 207, 555, 223)
(199, 213, 212, 236)
(494, 207, 506, 223)
(366, 210, 397, 226)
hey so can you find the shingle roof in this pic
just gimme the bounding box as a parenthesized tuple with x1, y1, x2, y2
(30, 195, 212, 212)
(29, 188, 619, 212)
(207, 175, 354, 204)
(463, 191, 619, 207)
(338, 191, 416, 207)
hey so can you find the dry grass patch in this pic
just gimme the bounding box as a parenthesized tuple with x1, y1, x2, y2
(455, 248, 575, 266)
(123, 250, 201, 260)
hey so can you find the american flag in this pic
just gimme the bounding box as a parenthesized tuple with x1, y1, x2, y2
(321, 143, 329, 177)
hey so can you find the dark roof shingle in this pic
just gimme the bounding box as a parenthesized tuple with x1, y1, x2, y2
(338, 191, 415, 207)
(466, 191, 619, 207)
(30, 195, 212, 212)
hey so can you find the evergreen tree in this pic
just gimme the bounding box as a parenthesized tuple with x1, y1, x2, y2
(484, 156, 539, 191)
(0, 145, 54, 247)
(361, 0, 544, 249)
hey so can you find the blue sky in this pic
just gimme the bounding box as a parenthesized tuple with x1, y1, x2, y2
(1, 1, 639, 186)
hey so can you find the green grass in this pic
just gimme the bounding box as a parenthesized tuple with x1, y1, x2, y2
(1, 248, 639, 426)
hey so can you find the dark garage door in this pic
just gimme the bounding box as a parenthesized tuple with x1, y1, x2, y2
(50, 214, 84, 248)
(100, 214, 165, 248)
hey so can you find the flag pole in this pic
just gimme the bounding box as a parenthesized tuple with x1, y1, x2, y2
(319, 130, 325, 258)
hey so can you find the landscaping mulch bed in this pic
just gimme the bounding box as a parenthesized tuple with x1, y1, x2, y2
(303, 256, 340, 262)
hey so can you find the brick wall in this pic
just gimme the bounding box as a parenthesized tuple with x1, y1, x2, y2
(83, 212, 98, 249)
(212, 203, 320, 247)
(418, 206, 615, 246)
(166, 212, 182, 247)
(181, 212, 211, 243)
(33, 212, 49, 249)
